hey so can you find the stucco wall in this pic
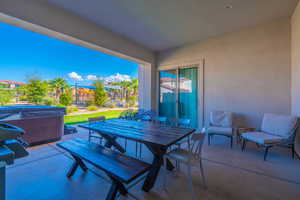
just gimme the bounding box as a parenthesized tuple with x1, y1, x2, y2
(292, 2, 300, 116)
(158, 19, 291, 128)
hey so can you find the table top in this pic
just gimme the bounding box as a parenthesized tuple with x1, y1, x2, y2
(80, 119, 195, 147)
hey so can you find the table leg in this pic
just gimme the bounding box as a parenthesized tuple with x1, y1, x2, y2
(67, 161, 79, 178)
(100, 133, 125, 153)
(142, 144, 167, 192)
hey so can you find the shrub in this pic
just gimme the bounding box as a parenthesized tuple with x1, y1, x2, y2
(128, 96, 137, 107)
(55, 104, 65, 107)
(66, 106, 79, 114)
(108, 103, 116, 108)
(59, 88, 73, 106)
(18, 95, 27, 101)
(0, 89, 15, 106)
(124, 103, 130, 108)
(85, 99, 94, 106)
(87, 105, 98, 111)
(43, 98, 55, 106)
(120, 109, 137, 119)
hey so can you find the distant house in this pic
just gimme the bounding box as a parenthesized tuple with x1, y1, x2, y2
(0, 80, 24, 89)
(70, 85, 95, 104)
(70, 84, 123, 105)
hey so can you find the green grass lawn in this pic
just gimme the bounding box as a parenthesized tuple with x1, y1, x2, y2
(64, 110, 124, 125)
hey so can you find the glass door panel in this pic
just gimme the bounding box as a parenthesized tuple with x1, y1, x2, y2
(178, 67, 198, 127)
(159, 70, 177, 119)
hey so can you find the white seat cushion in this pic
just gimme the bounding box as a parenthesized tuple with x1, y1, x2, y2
(210, 111, 233, 128)
(242, 131, 284, 145)
(207, 126, 233, 136)
(261, 113, 298, 138)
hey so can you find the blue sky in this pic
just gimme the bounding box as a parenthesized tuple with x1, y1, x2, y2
(0, 22, 138, 84)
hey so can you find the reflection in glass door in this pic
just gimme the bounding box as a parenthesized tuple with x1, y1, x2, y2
(159, 70, 178, 120)
(159, 67, 198, 127)
(178, 67, 198, 127)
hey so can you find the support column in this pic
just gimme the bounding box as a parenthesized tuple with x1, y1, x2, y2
(138, 64, 152, 110)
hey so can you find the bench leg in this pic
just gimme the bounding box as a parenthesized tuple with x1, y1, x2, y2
(67, 162, 79, 178)
(73, 156, 88, 171)
(67, 154, 88, 178)
(106, 176, 128, 200)
(106, 183, 118, 200)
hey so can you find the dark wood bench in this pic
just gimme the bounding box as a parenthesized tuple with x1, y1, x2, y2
(57, 139, 151, 200)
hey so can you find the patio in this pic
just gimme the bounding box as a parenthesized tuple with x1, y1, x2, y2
(6, 125, 300, 200)
(1, 0, 300, 199)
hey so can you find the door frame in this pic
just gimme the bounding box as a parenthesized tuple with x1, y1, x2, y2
(157, 59, 205, 129)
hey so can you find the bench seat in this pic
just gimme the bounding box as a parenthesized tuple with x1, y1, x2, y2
(57, 139, 151, 199)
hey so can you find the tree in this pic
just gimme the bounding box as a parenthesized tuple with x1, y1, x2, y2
(131, 79, 138, 96)
(16, 84, 28, 101)
(59, 86, 73, 106)
(111, 82, 122, 100)
(49, 78, 68, 102)
(25, 78, 48, 104)
(118, 81, 132, 101)
(0, 89, 15, 106)
(93, 80, 107, 107)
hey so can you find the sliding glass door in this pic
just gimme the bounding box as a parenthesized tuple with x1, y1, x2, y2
(159, 66, 198, 127)
(159, 70, 178, 120)
(178, 67, 198, 127)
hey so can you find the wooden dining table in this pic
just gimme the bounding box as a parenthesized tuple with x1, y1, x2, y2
(79, 119, 195, 192)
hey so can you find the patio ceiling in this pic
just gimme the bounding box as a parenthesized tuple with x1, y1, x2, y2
(48, 0, 299, 51)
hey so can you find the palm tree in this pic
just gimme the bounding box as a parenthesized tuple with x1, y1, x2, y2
(120, 81, 132, 102)
(49, 78, 68, 101)
(131, 79, 138, 96)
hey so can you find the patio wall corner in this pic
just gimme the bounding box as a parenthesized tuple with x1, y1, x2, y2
(291, 0, 300, 116)
(157, 18, 291, 128)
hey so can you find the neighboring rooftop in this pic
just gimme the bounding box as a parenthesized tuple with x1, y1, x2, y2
(0, 80, 24, 85)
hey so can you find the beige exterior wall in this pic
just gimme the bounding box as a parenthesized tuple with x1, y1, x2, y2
(292, 1, 300, 116)
(158, 19, 291, 128)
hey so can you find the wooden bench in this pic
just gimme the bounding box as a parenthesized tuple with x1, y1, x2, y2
(57, 139, 151, 200)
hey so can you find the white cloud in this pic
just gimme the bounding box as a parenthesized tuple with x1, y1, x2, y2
(68, 72, 83, 81)
(104, 73, 132, 83)
(86, 75, 98, 81)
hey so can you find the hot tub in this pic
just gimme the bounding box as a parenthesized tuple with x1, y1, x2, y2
(0, 105, 66, 146)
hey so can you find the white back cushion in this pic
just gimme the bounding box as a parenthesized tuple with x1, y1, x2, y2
(261, 113, 298, 138)
(210, 111, 233, 128)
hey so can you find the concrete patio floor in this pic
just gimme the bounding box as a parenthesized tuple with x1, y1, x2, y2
(6, 126, 300, 200)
